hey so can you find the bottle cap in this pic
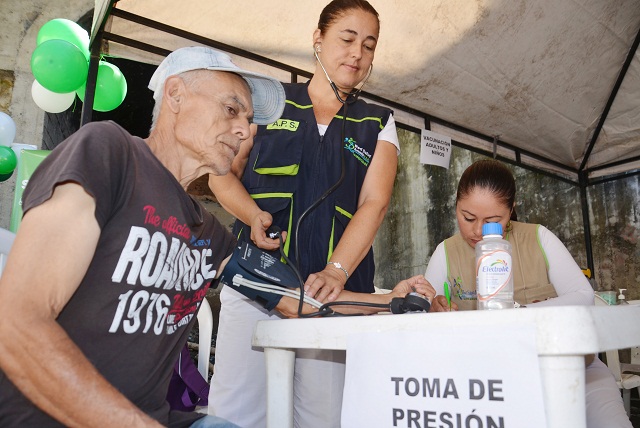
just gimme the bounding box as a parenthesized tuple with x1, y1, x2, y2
(482, 222, 503, 236)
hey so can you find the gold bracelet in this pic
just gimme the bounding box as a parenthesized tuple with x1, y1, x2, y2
(327, 262, 349, 280)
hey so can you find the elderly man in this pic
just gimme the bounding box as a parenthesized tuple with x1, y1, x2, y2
(0, 44, 437, 427)
(0, 46, 285, 428)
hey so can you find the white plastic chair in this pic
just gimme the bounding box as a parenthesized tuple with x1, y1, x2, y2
(595, 293, 640, 415)
(0, 227, 16, 278)
(196, 297, 214, 380)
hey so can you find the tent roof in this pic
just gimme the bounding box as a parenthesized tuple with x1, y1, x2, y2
(92, 0, 640, 182)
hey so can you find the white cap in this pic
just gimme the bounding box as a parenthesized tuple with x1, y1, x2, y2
(148, 46, 285, 125)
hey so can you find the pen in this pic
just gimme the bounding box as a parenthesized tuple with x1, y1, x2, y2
(444, 281, 451, 310)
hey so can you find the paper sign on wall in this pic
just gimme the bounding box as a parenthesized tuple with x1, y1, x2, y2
(420, 129, 452, 169)
(341, 324, 546, 428)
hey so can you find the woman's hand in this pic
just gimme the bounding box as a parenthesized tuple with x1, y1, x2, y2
(304, 266, 346, 303)
(430, 295, 459, 312)
(388, 275, 436, 301)
(249, 211, 287, 251)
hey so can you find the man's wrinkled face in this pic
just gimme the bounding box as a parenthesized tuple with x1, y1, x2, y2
(174, 70, 253, 175)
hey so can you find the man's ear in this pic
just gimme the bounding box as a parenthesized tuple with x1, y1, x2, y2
(163, 76, 184, 113)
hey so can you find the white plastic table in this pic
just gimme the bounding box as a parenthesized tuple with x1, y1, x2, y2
(252, 305, 640, 428)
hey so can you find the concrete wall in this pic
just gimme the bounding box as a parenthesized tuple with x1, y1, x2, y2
(1, 0, 637, 301)
(588, 176, 640, 298)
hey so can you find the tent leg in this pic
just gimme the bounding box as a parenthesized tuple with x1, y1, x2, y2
(80, 33, 103, 126)
(578, 171, 594, 280)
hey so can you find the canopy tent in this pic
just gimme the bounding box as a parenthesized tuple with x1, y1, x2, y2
(88, 0, 640, 184)
(86, 0, 640, 274)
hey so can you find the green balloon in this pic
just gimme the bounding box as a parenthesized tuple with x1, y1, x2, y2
(31, 39, 89, 93)
(0, 171, 13, 182)
(36, 18, 90, 60)
(0, 145, 17, 175)
(77, 61, 127, 112)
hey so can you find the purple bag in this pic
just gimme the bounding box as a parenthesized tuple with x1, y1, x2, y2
(166, 344, 210, 411)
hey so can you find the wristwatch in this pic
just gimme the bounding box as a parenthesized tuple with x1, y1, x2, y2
(327, 262, 349, 280)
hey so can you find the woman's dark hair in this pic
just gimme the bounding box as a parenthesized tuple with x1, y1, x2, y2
(457, 159, 517, 220)
(318, 0, 380, 34)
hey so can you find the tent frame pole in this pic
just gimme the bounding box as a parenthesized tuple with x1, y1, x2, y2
(579, 25, 640, 173)
(80, 36, 102, 126)
(578, 172, 595, 279)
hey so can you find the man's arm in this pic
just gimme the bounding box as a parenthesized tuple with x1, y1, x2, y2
(208, 132, 285, 250)
(0, 183, 161, 427)
(275, 275, 435, 318)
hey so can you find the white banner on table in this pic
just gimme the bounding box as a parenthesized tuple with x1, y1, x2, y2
(341, 324, 546, 428)
(420, 129, 451, 169)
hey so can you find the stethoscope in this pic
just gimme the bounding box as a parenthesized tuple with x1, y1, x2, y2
(271, 47, 426, 316)
(313, 44, 373, 105)
(285, 45, 373, 317)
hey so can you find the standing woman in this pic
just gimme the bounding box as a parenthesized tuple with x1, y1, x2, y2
(426, 159, 631, 428)
(208, 1, 399, 426)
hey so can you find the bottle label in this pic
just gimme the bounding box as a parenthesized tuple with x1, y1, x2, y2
(476, 250, 512, 301)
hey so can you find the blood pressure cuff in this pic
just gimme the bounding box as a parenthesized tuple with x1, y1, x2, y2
(218, 241, 300, 311)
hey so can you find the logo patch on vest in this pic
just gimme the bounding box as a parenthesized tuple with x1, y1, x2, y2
(451, 276, 477, 300)
(267, 119, 299, 131)
(343, 137, 371, 166)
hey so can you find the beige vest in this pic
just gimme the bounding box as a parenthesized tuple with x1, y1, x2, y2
(444, 221, 557, 310)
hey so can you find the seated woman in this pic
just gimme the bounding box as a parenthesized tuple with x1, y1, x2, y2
(426, 158, 631, 428)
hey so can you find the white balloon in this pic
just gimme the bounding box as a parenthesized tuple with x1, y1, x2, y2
(31, 79, 76, 114)
(0, 111, 16, 146)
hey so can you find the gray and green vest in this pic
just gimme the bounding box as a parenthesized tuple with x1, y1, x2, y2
(235, 82, 392, 293)
(444, 221, 557, 310)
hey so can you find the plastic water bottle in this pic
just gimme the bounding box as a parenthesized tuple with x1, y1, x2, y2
(476, 222, 514, 310)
